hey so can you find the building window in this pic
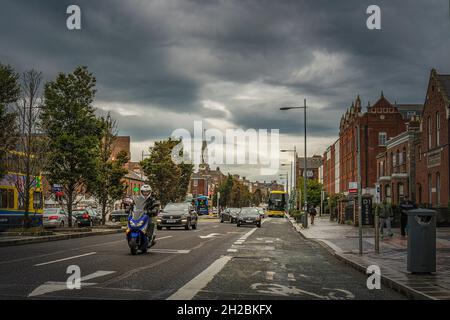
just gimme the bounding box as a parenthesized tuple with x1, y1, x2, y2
(436, 112, 440, 146)
(398, 183, 404, 203)
(436, 173, 441, 207)
(385, 185, 391, 203)
(428, 116, 432, 149)
(378, 132, 387, 146)
(428, 174, 432, 206)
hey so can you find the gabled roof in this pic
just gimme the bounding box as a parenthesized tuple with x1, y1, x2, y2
(436, 74, 450, 100)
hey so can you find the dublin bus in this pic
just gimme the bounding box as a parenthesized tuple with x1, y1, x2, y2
(267, 190, 287, 217)
(194, 195, 209, 215)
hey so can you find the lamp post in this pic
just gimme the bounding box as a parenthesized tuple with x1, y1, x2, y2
(281, 147, 297, 208)
(280, 99, 308, 228)
(279, 173, 289, 193)
(281, 162, 293, 207)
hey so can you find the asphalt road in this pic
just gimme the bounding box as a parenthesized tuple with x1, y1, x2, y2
(0, 216, 405, 300)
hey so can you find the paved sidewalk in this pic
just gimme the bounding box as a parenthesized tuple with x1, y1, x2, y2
(287, 215, 450, 300)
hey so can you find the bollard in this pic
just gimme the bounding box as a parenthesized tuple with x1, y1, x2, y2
(374, 213, 380, 254)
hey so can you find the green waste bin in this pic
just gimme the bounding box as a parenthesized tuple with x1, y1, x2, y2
(407, 209, 436, 273)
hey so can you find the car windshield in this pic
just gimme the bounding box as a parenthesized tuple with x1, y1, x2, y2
(240, 208, 258, 216)
(163, 203, 188, 212)
(229, 208, 241, 214)
(44, 208, 59, 214)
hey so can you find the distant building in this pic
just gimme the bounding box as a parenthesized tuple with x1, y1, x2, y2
(323, 139, 340, 196)
(296, 155, 323, 182)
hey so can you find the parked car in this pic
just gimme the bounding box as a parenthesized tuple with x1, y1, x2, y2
(43, 208, 76, 228)
(73, 207, 101, 227)
(236, 207, 262, 228)
(220, 207, 241, 223)
(109, 209, 129, 222)
(157, 202, 198, 230)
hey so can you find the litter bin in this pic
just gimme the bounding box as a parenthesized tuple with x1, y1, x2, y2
(407, 209, 436, 273)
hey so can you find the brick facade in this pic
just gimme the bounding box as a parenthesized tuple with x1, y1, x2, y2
(416, 69, 450, 208)
(339, 94, 407, 196)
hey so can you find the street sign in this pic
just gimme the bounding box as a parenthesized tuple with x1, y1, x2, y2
(52, 184, 63, 193)
(348, 182, 357, 194)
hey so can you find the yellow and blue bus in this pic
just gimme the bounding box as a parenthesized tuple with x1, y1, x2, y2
(0, 172, 44, 230)
(267, 190, 287, 217)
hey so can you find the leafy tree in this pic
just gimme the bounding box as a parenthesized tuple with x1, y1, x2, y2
(213, 174, 233, 207)
(141, 138, 193, 206)
(0, 63, 20, 178)
(40, 66, 101, 226)
(298, 177, 323, 208)
(89, 113, 129, 225)
(229, 178, 252, 208)
(252, 188, 263, 206)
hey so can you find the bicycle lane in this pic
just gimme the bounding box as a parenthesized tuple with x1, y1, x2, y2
(192, 217, 406, 300)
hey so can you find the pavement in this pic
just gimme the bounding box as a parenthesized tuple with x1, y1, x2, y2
(0, 216, 404, 300)
(287, 215, 450, 300)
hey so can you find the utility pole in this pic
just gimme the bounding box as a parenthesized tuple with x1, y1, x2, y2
(357, 125, 363, 255)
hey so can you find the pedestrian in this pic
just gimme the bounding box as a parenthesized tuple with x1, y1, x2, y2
(399, 195, 416, 237)
(376, 199, 394, 238)
(309, 205, 317, 225)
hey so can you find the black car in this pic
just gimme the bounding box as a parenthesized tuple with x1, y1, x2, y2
(157, 202, 198, 230)
(237, 207, 262, 228)
(220, 207, 241, 223)
(73, 207, 101, 227)
(109, 209, 129, 222)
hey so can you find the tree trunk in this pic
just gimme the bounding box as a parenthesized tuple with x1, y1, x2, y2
(102, 197, 107, 225)
(67, 187, 73, 228)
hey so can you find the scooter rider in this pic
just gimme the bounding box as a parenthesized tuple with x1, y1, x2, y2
(132, 184, 160, 246)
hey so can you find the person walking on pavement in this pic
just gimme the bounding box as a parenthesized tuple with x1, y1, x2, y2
(399, 195, 416, 237)
(376, 199, 394, 238)
(308, 205, 317, 225)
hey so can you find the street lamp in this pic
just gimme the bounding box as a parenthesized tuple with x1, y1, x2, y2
(281, 148, 297, 209)
(280, 99, 308, 228)
(281, 162, 292, 201)
(279, 173, 289, 193)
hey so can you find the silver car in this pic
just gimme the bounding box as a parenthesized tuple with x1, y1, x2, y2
(43, 208, 76, 228)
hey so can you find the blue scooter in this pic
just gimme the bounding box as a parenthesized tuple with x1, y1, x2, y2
(126, 209, 155, 255)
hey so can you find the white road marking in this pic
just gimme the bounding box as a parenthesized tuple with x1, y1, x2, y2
(155, 236, 173, 241)
(227, 249, 237, 252)
(266, 271, 275, 281)
(28, 270, 115, 297)
(34, 252, 97, 267)
(265, 240, 273, 243)
(149, 249, 190, 254)
(288, 273, 296, 282)
(167, 255, 232, 300)
(199, 233, 222, 239)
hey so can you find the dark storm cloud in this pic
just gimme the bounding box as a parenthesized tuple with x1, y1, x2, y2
(1, 0, 449, 144)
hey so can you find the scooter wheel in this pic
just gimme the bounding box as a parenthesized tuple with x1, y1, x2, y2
(129, 238, 138, 255)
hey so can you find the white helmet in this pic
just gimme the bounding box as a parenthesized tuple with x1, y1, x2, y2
(140, 184, 152, 198)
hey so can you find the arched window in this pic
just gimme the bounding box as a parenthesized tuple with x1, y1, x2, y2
(428, 116, 432, 149)
(436, 172, 441, 207)
(436, 112, 440, 146)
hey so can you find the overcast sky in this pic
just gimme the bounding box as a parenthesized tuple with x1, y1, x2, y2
(1, 0, 450, 182)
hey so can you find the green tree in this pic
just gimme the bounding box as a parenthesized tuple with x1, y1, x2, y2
(298, 177, 323, 208)
(252, 188, 263, 206)
(89, 113, 129, 225)
(141, 138, 193, 206)
(229, 178, 252, 207)
(40, 66, 101, 227)
(0, 63, 20, 178)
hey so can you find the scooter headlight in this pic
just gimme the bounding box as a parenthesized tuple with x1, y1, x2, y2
(136, 220, 145, 227)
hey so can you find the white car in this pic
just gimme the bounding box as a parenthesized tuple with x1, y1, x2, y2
(43, 208, 76, 228)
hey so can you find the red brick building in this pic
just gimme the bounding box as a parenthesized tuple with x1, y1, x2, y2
(375, 119, 421, 205)
(323, 139, 340, 195)
(416, 69, 450, 209)
(339, 94, 409, 196)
